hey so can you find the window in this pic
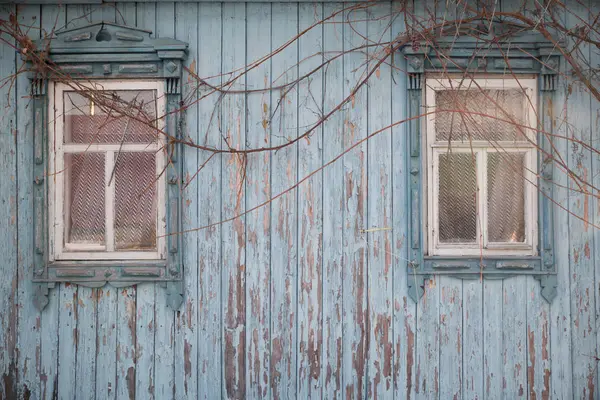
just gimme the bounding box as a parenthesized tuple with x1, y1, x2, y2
(48, 80, 167, 262)
(425, 77, 538, 256)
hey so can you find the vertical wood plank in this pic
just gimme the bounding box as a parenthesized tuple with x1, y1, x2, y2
(365, 4, 394, 399)
(244, 3, 272, 399)
(74, 288, 98, 400)
(565, 2, 597, 398)
(502, 279, 527, 398)
(115, 287, 137, 400)
(269, 3, 298, 399)
(462, 280, 483, 399)
(590, 3, 600, 399)
(153, 4, 176, 399)
(221, 3, 247, 398)
(0, 4, 18, 400)
(526, 276, 551, 400)
(57, 283, 77, 400)
(415, 278, 440, 398)
(196, 2, 223, 399)
(341, 3, 368, 398)
(549, 7, 573, 398)
(174, 4, 199, 400)
(15, 5, 41, 400)
(95, 286, 117, 400)
(389, 2, 416, 398)
(483, 280, 502, 400)
(296, 3, 324, 398)
(438, 278, 462, 399)
(321, 4, 345, 399)
(39, 8, 64, 399)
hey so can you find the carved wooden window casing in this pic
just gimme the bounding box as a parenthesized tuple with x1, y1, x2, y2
(401, 24, 562, 303)
(26, 22, 187, 310)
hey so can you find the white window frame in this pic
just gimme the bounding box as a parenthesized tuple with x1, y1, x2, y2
(48, 80, 167, 262)
(425, 77, 538, 257)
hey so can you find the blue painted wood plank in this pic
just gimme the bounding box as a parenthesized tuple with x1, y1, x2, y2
(244, 3, 272, 399)
(196, 2, 223, 399)
(365, 4, 394, 398)
(115, 287, 137, 400)
(462, 280, 483, 399)
(590, 3, 600, 399)
(549, 8, 573, 397)
(269, 3, 298, 399)
(74, 287, 97, 400)
(57, 283, 77, 400)
(564, 2, 597, 397)
(321, 4, 345, 399)
(341, 3, 368, 398)
(95, 287, 117, 400)
(389, 4, 416, 398)
(502, 278, 527, 398)
(38, 8, 64, 398)
(0, 4, 18, 400)
(483, 280, 503, 399)
(297, 3, 324, 398)
(174, 4, 200, 400)
(220, 4, 247, 398)
(15, 6, 42, 400)
(416, 278, 440, 398)
(526, 276, 551, 399)
(439, 278, 462, 399)
(153, 4, 176, 399)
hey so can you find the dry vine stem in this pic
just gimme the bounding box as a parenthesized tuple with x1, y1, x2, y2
(0, 0, 599, 233)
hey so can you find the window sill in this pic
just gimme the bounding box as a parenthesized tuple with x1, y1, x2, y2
(33, 260, 174, 286)
(418, 255, 551, 276)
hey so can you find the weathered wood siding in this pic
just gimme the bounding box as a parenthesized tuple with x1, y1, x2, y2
(0, 1, 598, 399)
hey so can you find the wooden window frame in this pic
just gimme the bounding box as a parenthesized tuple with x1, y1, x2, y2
(25, 21, 187, 311)
(49, 80, 167, 262)
(424, 77, 539, 257)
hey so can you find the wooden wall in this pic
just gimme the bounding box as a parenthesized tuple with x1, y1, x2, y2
(0, 1, 598, 399)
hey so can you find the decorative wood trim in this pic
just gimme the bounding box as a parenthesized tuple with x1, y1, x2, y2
(25, 22, 187, 311)
(401, 22, 561, 303)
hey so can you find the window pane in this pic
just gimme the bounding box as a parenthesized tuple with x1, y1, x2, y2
(65, 153, 105, 245)
(435, 89, 527, 142)
(488, 153, 526, 243)
(64, 90, 158, 144)
(114, 152, 157, 250)
(438, 153, 478, 243)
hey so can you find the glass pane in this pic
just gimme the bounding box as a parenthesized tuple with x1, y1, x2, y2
(64, 90, 158, 144)
(65, 153, 105, 245)
(487, 153, 526, 243)
(114, 152, 157, 250)
(435, 89, 527, 142)
(438, 153, 478, 243)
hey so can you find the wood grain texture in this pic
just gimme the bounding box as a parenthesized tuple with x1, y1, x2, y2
(366, 3, 394, 399)
(341, 4, 368, 398)
(297, 3, 324, 398)
(321, 4, 345, 399)
(245, 3, 272, 398)
(15, 6, 41, 400)
(269, 3, 298, 399)
(174, 4, 199, 399)
(153, 4, 176, 398)
(0, 2, 598, 400)
(220, 3, 247, 398)
(196, 3, 223, 399)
